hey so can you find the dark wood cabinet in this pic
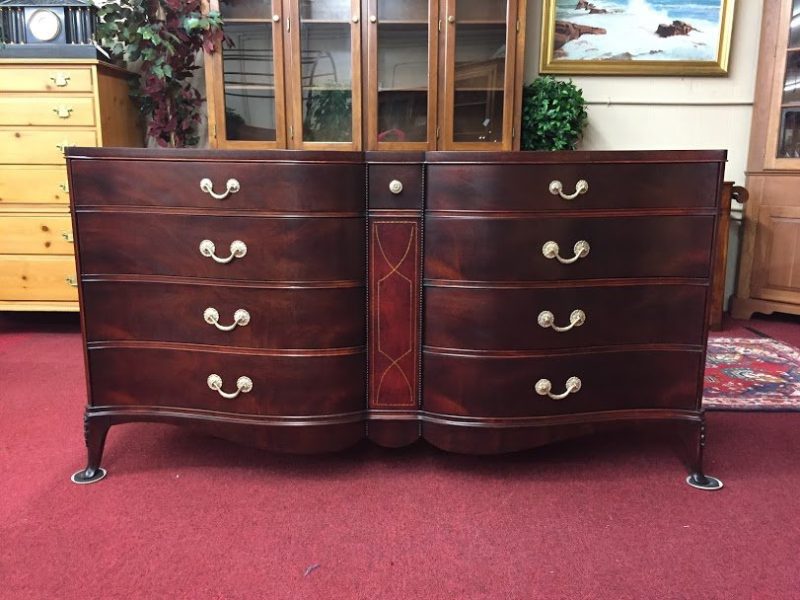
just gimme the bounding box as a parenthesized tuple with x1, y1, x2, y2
(66, 147, 726, 489)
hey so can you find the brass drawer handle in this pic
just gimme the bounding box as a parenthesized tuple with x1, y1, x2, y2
(199, 239, 247, 264)
(203, 307, 250, 331)
(538, 309, 586, 332)
(59, 183, 69, 193)
(389, 179, 403, 194)
(65, 275, 78, 287)
(56, 140, 75, 154)
(200, 177, 240, 200)
(207, 374, 253, 399)
(542, 240, 590, 264)
(535, 377, 581, 400)
(53, 105, 73, 119)
(50, 73, 70, 87)
(62, 231, 74, 243)
(549, 179, 589, 200)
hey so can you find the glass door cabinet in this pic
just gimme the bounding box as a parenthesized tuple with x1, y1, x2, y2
(205, 0, 525, 150)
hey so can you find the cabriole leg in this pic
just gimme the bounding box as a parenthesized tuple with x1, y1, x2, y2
(71, 413, 110, 485)
(685, 416, 723, 491)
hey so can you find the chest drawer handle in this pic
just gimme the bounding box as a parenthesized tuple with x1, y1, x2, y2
(53, 106, 73, 119)
(535, 377, 582, 400)
(207, 374, 253, 399)
(65, 276, 78, 287)
(204, 307, 250, 331)
(549, 179, 589, 200)
(538, 309, 586, 332)
(62, 231, 74, 243)
(50, 73, 71, 87)
(542, 240, 590, 264)
(200, 178, 241, 200)
(199, 239, 247, 264)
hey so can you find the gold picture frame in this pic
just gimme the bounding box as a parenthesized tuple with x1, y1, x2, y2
(539, 0, 735, 76)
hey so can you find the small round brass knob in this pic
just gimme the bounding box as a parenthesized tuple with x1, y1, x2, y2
(352, 14, 360, 22)
(448, 15, 455, 23)
(389, 180, 404, 195)
(272, 14, 280, 22)
(370, 15, 377, 23)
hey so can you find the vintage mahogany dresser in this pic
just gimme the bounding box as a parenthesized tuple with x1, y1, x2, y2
(66, 148, 726, 490)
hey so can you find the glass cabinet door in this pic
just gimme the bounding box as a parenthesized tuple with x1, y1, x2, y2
(209, 0, 287, 148)
(441, 0, 519, 150)
(776, 0, 800, 159)
(287, 0, 362, 148)
(365, 0, 437, 149)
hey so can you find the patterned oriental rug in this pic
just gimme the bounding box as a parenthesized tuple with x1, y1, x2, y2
(704, 336, 800, 410)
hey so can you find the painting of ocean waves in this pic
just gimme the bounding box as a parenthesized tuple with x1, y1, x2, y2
(554, 0, 725, 62)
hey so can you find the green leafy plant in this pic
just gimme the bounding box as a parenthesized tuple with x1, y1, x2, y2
(96, 0, 225, 147)
(520, 76, 588, 151)
(303, 88, 352, 142)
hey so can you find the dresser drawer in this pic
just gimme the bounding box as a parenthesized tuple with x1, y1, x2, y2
(0, 215, 74, 254)
(0, 255, 78, 301)
(0, 66, 94, 92)
(0, 129, 97, 164)
(0, 96, 96, 127)
(424, 215, 715, 282)
(427, 162, 721, 211)
(0, 166, 69, 204)
(69, 160, 365, 212)
(425, 283, 707, 351)
(88, 347, 366, 416)
(423, 350, 703, 417)
(82, 280, 365, 349)
(75, 212, 365, 282)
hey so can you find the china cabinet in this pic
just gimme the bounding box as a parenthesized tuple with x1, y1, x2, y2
(203, 0, 525, 150)
(731, 0, 800, 319)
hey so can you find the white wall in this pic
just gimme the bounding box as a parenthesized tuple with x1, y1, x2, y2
(522, 0, 764, 306)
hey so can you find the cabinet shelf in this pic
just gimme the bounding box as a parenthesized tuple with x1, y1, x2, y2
(378, 20, 428, 25)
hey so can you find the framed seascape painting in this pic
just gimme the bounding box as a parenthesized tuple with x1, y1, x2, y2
(540, 0, 736, 75)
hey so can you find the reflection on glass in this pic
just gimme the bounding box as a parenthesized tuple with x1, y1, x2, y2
(453, 23, 506, 143)
(779, 110, 800, 158)
(223, 23, 277, 141)
(377, 23, 428, 143)
(790, 0, 800, 48)
(300, 0, 350, 21)
(377, 0, 427, 22)
(219, 0, 269, 20)
(300, 18, 352, 142)
(458, 0, 507, 22)
(784, 51, 800, 104)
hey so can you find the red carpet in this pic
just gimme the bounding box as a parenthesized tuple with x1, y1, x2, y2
(3, 313, 800, 599)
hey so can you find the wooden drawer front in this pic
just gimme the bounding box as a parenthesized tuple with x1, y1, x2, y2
(0, 129, 97, 164)
(0, 96, 96, 127)
(0, 215, 74, 254)
(423, 350, 703, 417)
(76, 212, 365, 282)
(0, 167, 69, 204)
(0, 66, 94, 93)
(425, 284, 707, 351)
(82, 281, 366, 349)
(69, 160, 365, 212)
(427, 163, 720, 211)
(88, 347, 366, 416)
(425, 215, 715, 282)
(368, 164, 423, 210)
(0, 255, 78, 301)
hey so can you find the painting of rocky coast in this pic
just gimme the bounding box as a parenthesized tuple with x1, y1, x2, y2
(552, 0, 726, 62)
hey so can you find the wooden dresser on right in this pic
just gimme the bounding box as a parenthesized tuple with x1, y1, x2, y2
(731, 0, 800, 319)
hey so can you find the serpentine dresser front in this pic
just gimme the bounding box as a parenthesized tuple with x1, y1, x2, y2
(66, 148, 726, 490)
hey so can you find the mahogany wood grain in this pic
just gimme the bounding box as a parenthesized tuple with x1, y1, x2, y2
(368, 164, 424, 209)
(88, 347, 366, 415)
(424, 215, 715, 281)
(75, 212, 365, 282)
(81, 280, 365, 349)
(424, 283, 708, 350)
(423, 349, 704, 417)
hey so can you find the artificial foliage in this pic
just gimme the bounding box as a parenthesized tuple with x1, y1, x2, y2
(520, 76, 588, 151)
(96, 0, 225, 147)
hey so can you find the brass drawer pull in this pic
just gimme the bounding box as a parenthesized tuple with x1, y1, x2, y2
(200, 177, 240, 200)
(535, 377, 581, 400)
(56, 140, 75, 154)
(207, 374, 253, 399)
(62, 231, 74, 243)
(65, 275, 78, 287)
(538, 309, 586, 332)
(549, 179, 589, 200)
(50, 73, 70, 87)
(53, 106, 73, 119)
(542, 240, 590, 264)
(59, 183, 69, 193)
(389, 179, 404, 194)
(204, 307, 250, 331)
(199, 239, 247, 264)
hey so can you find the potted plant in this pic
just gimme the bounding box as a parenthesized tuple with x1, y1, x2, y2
(520, 76, 588, 151)
(95, 0, 225, 147)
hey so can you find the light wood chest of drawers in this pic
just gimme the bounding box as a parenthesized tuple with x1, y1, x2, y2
(0, 59, 142, 311)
